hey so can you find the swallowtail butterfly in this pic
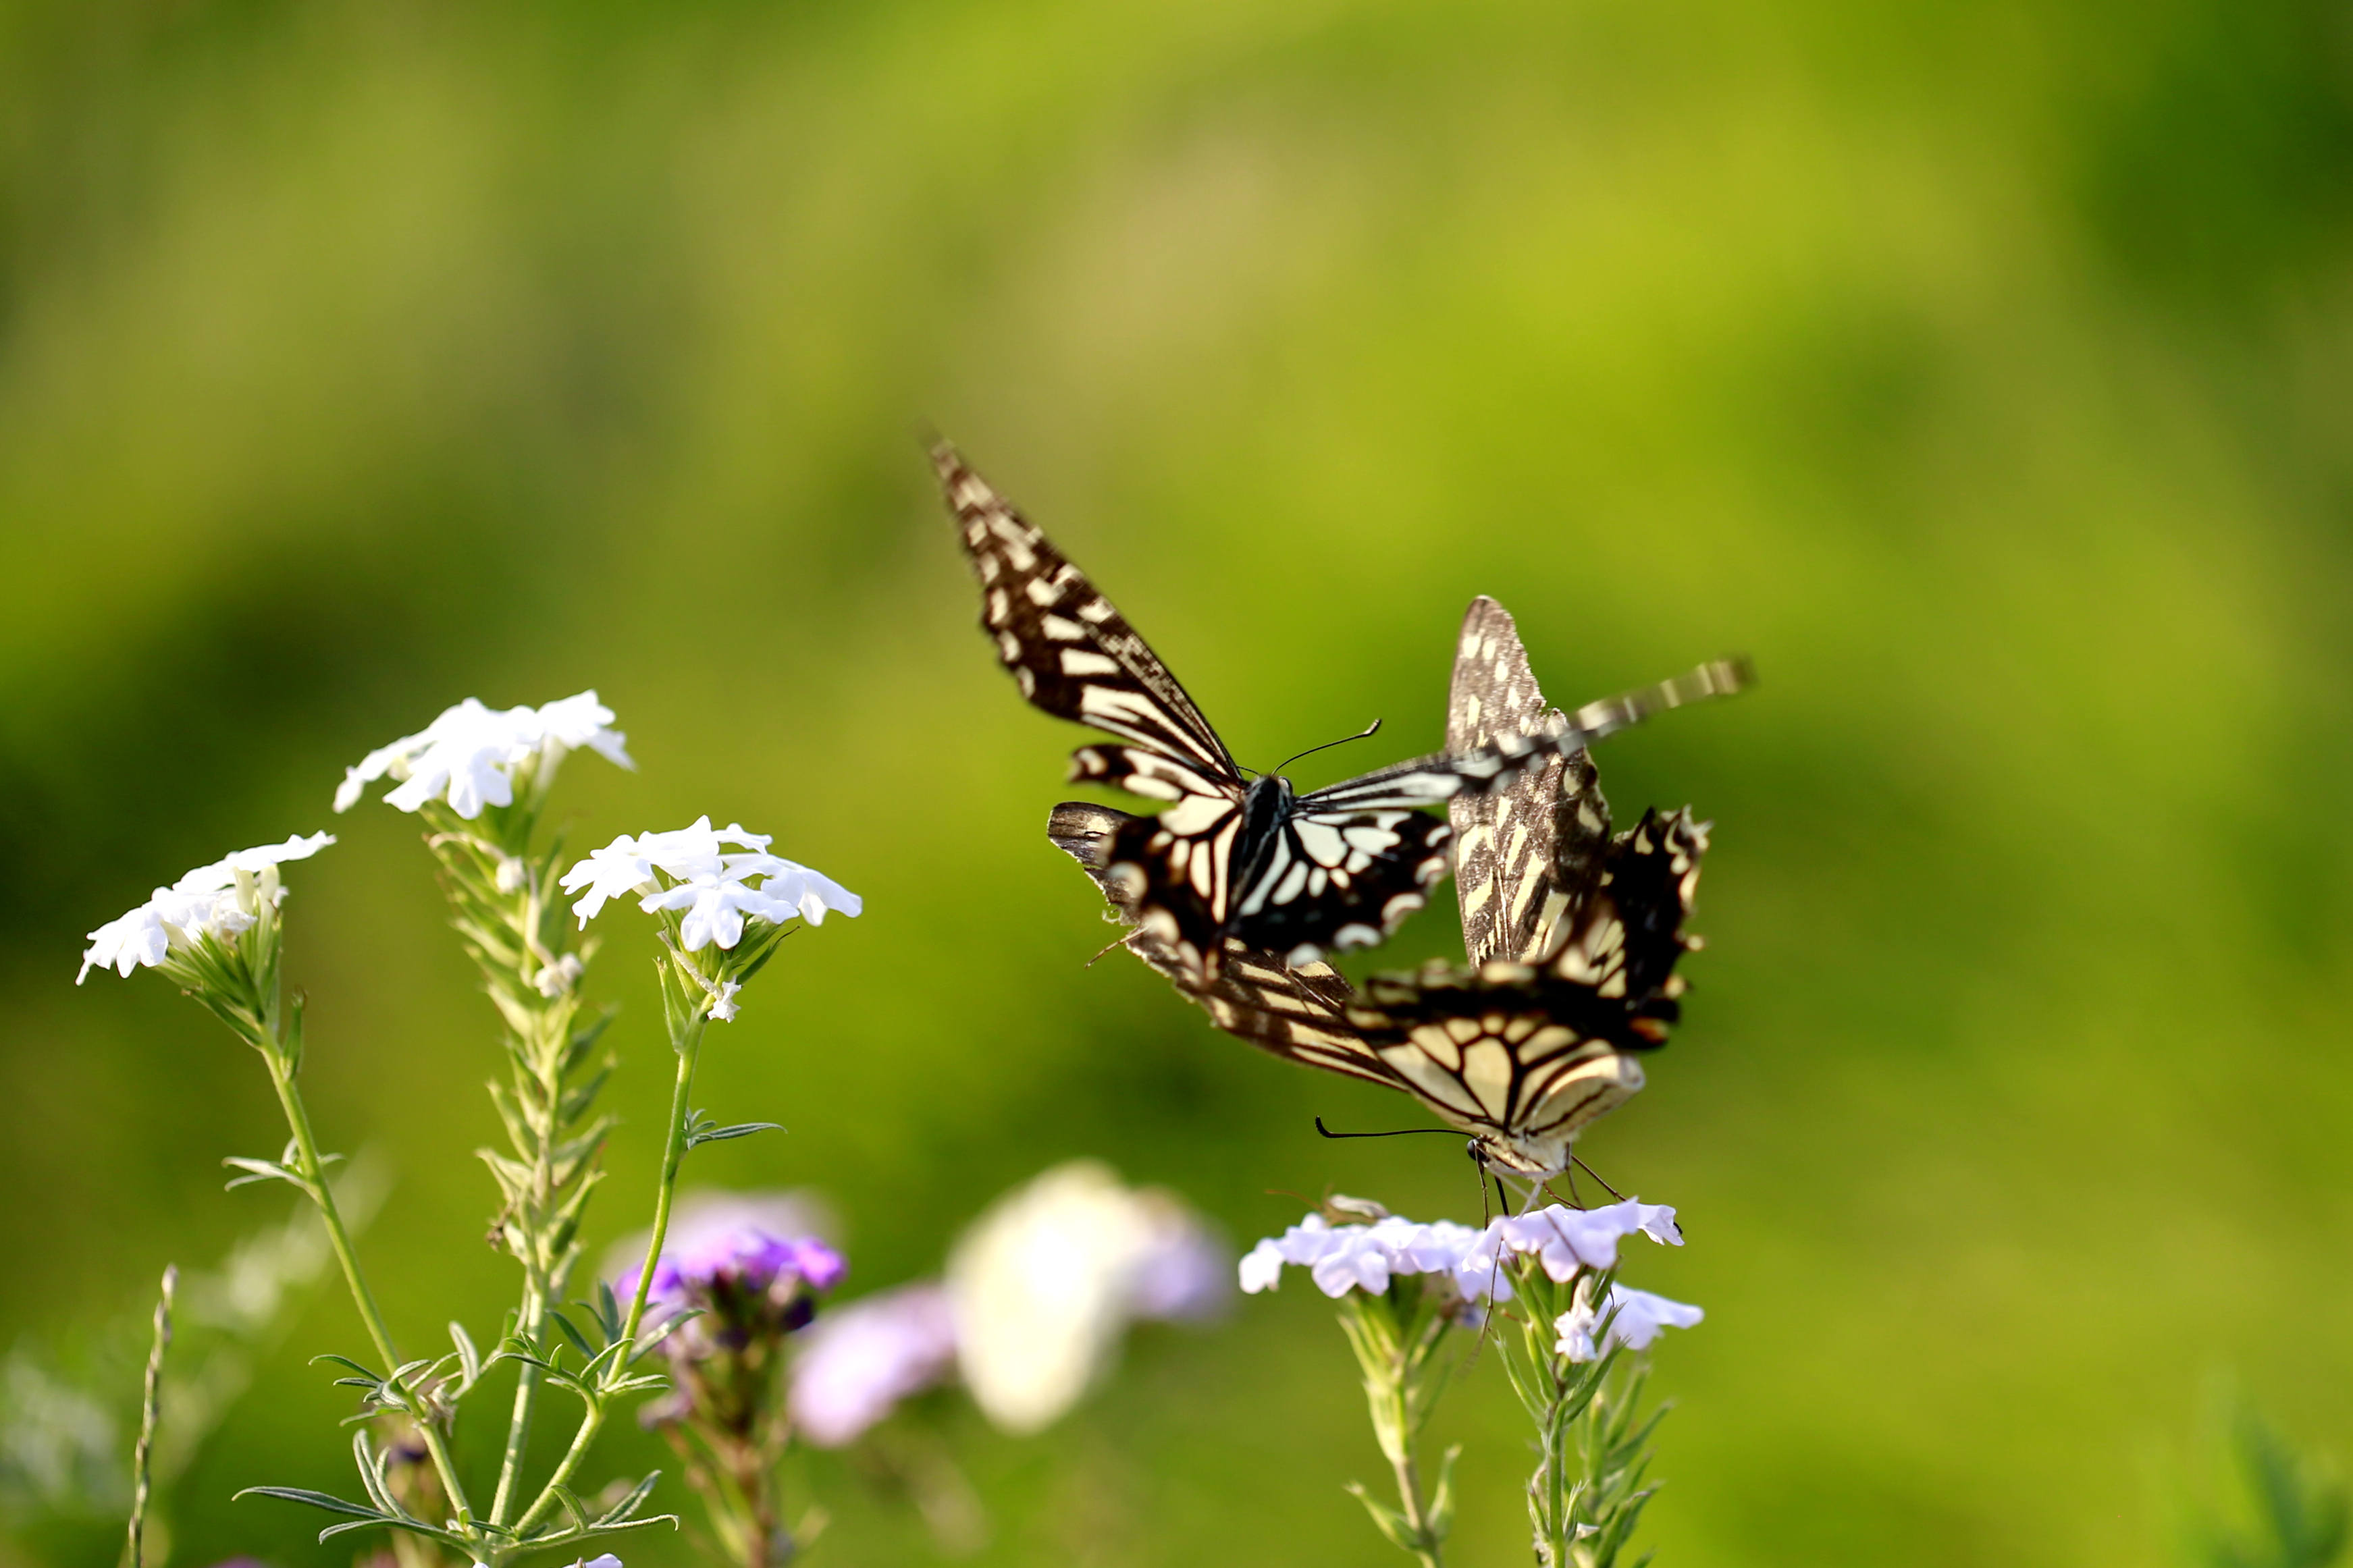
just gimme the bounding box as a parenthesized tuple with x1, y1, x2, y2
(937, 441, 1743, 979)
(1050, 596, 1716, 1178)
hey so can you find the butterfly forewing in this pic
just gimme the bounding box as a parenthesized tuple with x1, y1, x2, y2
(934, 444, 1240, 786)
(944, 441, 1747, 981)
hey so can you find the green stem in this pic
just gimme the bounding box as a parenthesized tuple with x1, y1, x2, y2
(261, 1047, 476, 1530)
(513, 998, 706, 1540)
(263, 1050, 398, 1370)
(625, 1012, 704, 1344)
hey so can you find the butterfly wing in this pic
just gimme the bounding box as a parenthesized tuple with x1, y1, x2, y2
(1224, 807, 1454, 965)
(1049, 799, 1711, 1175)
(1444, 596, 1612, 967)
(1342, 805, 1712, 1174)
(1047, 801, 1410, 1091)
(934, 443, 1242, 786)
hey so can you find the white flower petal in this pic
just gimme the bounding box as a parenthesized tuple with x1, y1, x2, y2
(336, 692, 630, 816)
(76, 834, 334, 983)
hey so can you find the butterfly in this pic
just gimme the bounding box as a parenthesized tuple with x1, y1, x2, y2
(1049, 595, 1716, 1179)
(936, 440, 1745, 979)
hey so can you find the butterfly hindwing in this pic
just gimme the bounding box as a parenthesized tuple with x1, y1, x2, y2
(1445, 596, 1612, 967)
(1046, 801, 1409, 1091)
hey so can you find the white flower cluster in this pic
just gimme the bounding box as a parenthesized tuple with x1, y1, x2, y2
(560, 816, 862, 957)
(78, 833, 335, 983)
(1238, 1199, 1701, 1357)
(334, 691, 633, 818)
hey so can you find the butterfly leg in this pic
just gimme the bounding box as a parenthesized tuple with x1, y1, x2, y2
(1570, 1153, 1628, 1204)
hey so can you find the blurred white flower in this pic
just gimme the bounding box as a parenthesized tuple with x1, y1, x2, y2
(78, 833, 334, 983)
(559, 816, 861, 949)
(1479, 1201, 1683, 1285)
(787, 1282, 959, 1447)
(1238, 1213, 1495, 1301)
(1552, 1280, 1703, 1363)
(333, 690, 632, 818)
(947, 1161, 1230, 1434)
(532, 953, 584, 999)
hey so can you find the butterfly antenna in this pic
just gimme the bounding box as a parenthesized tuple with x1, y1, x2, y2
(1270, 718, 1383, 777)
(1570, 1154, 1627, 1203)
(1084, 936, 1128, 967)
(1315, 1116, 1460, 1141)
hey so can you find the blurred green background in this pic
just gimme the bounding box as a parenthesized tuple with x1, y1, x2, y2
(5, 0, 2353, 1563)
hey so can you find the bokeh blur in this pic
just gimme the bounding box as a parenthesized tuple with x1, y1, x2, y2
(5, 1, 2352, 1564)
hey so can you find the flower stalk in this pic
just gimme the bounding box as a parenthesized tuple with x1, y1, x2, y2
(1491, 1264, 1665, 1568)
(1336, 1285, 1463, 1568)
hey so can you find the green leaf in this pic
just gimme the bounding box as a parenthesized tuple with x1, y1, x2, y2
(683, 1118, 784, 1150)
(1342, 1481, 1420, 1553)
(547, 1307, 598, 1357)
(449, 1322, 482, 1388)
(593, 1472, 662, 1528)
(235, 1486, 384, 1519)
(550, 1484, 590, 1533)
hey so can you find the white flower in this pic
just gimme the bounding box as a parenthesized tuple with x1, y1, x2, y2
(532, 953, 584, 999)
(1477, 1200, 1683, 1285)
(559, 816, 862, 949)
(705, 980, 741, 1022)
(1238, 1212, 1496, 1301)
(947, 1162, 1228, 1434)
(334, 691, 633, 818)
(1552, 1280, 1704, 1363)
(787, 1282, 960, 1447)
(78, 834, 335, 983)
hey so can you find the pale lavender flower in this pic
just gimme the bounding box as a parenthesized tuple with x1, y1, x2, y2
(1128, 1201, 1233, 1324)
(559, 816, 861, 950)
(77, 833, 334, 983)
(787, 1282, 959, 1447)
(1475, 1200, 1683, 1285)
(333, 691, 632, 818)
(1238, 1213, 1493, 1301)
(1552, 1280, 1704, 1363)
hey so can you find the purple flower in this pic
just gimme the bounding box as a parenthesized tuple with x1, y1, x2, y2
(787, 1283, 960, 1447)
(641, 1230, 847, 1305)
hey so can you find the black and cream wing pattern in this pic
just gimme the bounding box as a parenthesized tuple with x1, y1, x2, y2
(1049, 595, 1724, 1178)
(938, 441, 1745, 979)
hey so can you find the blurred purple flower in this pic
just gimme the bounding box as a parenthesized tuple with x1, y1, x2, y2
(787, 1282, 960, 1447)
